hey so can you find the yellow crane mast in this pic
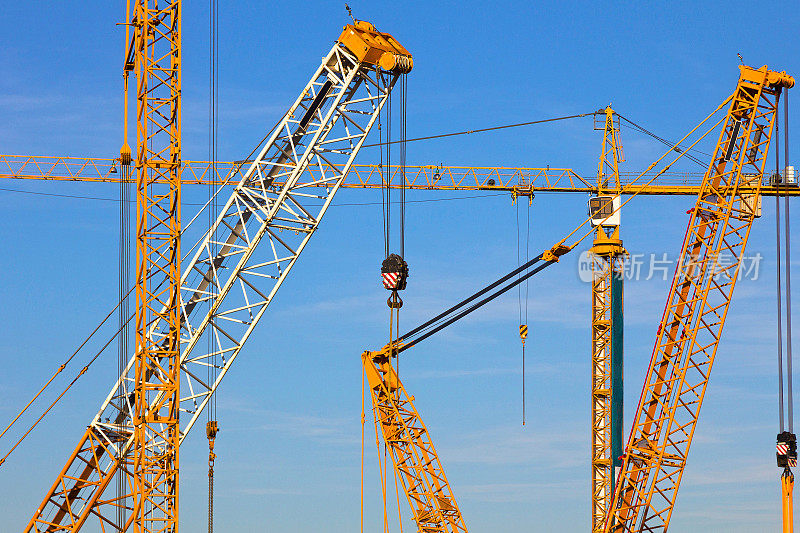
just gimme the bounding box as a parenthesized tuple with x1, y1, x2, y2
(130, 2, 183, 532)
(606, 65, 794, 533)
(24, 3, 184, 532)
(589, 106, 626, 532)
(362, 345, 468, 533)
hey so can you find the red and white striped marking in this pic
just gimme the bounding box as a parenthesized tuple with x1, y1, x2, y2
(382, 272, 400, 289)
(778, 443, 789, 455)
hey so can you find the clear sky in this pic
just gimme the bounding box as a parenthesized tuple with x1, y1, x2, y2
(1, 1, 800, 531)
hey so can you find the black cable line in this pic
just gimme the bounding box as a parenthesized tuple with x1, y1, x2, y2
(617, 114, 709, 168)
(776, 99, 785, 432)
(784, 91, 793, 433)
(0, 185, 508, 206)
(361, 112, 594, 148)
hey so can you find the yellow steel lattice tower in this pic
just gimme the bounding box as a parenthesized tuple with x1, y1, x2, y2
(131, 2, 182, 532)
(606, 65, 794, 533)
(590, 107, 626, 532)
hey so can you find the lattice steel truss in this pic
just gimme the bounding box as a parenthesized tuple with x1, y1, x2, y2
(591, 106, 626, 532)
(130, 2, 182, 532)
(26, 37, 401, 533)
(363, 347, 468, 533)
(606, 65, 794, 532)
(591, 250, 624, 531)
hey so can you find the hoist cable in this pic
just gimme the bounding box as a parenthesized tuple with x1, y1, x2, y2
(776, 96, 785, 432)
(516, 198, 531, 426)
(522, 200, 531, 426)
(207, 2, 220, 531)
(515, 202, 524, 423)
(400, 73, 407, 259)
(386, 83, 392, 258)
(360, 366, 366, 533)
(117, 127, 132, 531)
(378, 72, 387, 259)
(525, 205, 530, 326)
(784, 91, 794, 433)
(117, 1, 133, 523)
(516, 202, 522, 326)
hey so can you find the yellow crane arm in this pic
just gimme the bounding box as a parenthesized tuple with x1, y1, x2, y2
(0, 154, 588, 192)
(605, 65, 794, 532)
(362, 346, 468, 533)
(3, 153, 798, 196)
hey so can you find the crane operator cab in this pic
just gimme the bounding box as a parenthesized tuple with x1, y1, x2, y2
(588, 195, 621, 227)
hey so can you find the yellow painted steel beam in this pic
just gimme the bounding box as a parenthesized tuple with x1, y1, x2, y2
(591, 106, 627, 532)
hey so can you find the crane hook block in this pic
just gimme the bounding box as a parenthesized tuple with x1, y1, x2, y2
(777, 431, 798, 468)
(381, 253, 409, 291)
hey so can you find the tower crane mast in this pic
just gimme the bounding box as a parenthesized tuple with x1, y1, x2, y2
(606, 65, 795, 533)
(590, 106, 626, 532)
(24, 20, 412, 533)
(130, 2, 182, 532)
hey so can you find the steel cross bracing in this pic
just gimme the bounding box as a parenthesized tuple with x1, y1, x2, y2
(130, 2, 183, 532)
(590, 251, 624, 531)
(6, 154, 800, 196)
(25, 41, 399, 533)
(606, 65, 794, 533)
(591, 107, 626, 532)
(363, 348, 468, 533)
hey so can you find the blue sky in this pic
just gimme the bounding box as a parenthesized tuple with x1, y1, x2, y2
(1, 1, 800, 531)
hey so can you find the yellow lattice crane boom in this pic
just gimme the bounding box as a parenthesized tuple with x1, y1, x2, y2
(23, 18, 412, 533)
(363, 345, 468, 533)
(605, 65, 795, 532)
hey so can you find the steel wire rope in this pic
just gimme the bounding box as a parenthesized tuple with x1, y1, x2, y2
(0, 305, 136, 467)
(207, 2, 220, 531)
(776, 94, 785, 432)
(785, 91, 794, 432)
(617, 114, 712, 165)
(362, 112, 595, 148)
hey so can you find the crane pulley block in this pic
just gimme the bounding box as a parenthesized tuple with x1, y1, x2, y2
(338, 20, 413, 74)
(777, 431, 798, 468)
(381, 253, 409, 291)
